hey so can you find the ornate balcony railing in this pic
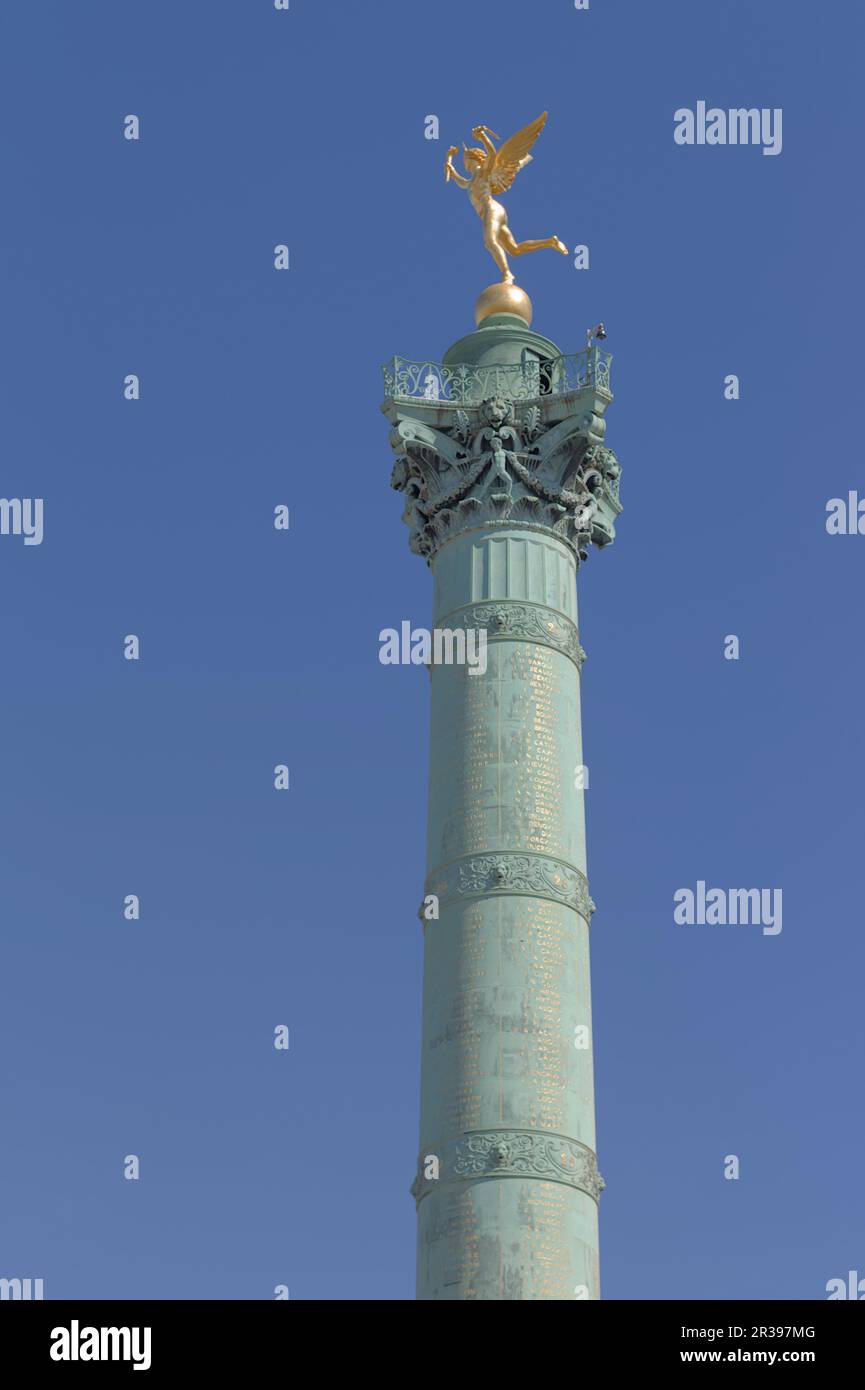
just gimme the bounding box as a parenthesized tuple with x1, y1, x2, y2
(382, 347, 612, 405)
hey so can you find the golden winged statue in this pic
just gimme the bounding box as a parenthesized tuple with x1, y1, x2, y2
(444, 112, 568, 285)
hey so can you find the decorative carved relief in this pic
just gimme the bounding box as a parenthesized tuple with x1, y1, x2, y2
(440, 600, 586, 669)
(412, 1129, 605, 1204)
(425, 851, 595, 920)
(388, 393, 622, 563)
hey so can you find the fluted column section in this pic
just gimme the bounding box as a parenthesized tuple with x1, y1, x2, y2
(414, 527, 601, 1299)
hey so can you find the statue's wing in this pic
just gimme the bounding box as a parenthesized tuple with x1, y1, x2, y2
(489, 112, 548, 195)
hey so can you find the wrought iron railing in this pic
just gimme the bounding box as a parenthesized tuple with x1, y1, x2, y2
(382, 347, 612, 405)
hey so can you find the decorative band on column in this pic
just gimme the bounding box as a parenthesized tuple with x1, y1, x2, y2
(411, 1129, 605, 1205)
(436, 599, 586, 670)
(422, 851, 595, 920)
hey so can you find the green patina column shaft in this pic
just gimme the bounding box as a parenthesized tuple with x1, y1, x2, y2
(383, 305, 621, 1300)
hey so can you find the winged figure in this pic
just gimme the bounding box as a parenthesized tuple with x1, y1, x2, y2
(444, 112, 568, 284)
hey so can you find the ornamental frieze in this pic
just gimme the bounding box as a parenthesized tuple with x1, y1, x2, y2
(424, 852, 595, 920)
(411, 1129, 605, 1205)
(439, 600, 586, 670)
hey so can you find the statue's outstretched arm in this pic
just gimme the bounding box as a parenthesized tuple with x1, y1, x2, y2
(473, 127, 498, 160)
(444, 146, 470, 189)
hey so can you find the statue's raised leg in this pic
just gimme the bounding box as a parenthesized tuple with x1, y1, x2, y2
(502, 229, 568, 258)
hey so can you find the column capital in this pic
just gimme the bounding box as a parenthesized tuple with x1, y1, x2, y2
(383, 342, 621, 565)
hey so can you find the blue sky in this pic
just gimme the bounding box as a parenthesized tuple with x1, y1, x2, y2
(0, 0, 862, 1299)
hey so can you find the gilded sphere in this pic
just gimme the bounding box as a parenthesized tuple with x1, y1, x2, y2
(474, 282, 533, 327)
